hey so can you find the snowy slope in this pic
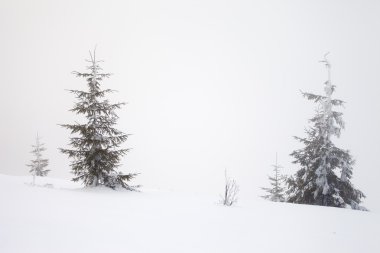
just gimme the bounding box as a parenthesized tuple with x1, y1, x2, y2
(0, 174, 378, 253)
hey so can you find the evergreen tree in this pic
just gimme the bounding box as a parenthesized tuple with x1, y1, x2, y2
(287, 54, 366, 210)
(27, 134, 49, 185)
(261, 153, 285, 202)
(60, 50, 138, 190)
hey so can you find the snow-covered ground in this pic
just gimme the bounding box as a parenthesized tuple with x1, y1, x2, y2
(0, 174, 378, 253)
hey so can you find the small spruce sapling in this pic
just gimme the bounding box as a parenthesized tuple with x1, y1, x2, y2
(27, 134, 49, 185)
(261, 153, 286, 202)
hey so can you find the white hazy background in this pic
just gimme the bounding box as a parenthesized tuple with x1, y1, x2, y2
(0, 0, 379, 210)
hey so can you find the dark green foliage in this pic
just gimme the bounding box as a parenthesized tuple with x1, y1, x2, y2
(287, 55, 366, 210)
(60, 51, 138, 190)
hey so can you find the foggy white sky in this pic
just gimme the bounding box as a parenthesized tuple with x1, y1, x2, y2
(1, 0, 379, 209)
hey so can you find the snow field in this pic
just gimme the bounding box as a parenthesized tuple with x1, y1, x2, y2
(0, 174, 378, 253)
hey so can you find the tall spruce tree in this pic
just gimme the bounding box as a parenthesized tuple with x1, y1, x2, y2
(60, 50, 138, 190)
(261, 153, 285, 202)
(27, 134, 49, 185)
(287, 54, 366, 210)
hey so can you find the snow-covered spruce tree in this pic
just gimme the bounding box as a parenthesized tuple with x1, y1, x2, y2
(287, 54, 366, 210)
(60, 50, 138, 190)
(27, 134, 49, 185)
(261, 153, 285, 202)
